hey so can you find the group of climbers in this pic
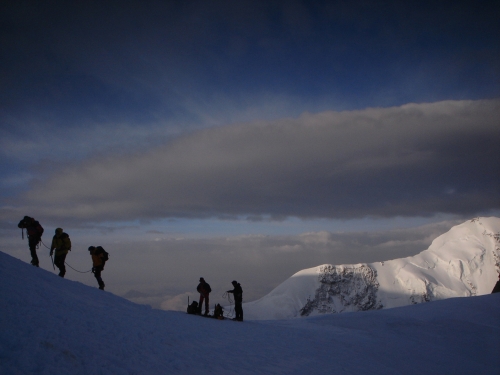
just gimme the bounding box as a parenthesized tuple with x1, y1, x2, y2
(195, 277, 244, 321)
(17, 216, 108, 290)
(17, 215, 243, 319)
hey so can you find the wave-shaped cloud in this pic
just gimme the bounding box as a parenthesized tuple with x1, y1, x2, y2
(4, 99, 499, 223)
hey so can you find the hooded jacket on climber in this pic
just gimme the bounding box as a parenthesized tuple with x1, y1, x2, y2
(227, 280, 243, 321)
(196, 277, 212, 315)
(88, 246, 108, 290)
(50, 228, 71, 278)
(17, 216, 44, 267)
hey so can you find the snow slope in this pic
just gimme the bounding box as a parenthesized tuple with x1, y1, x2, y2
(1, 248, 500, 374)
(244, 217, 500, 320)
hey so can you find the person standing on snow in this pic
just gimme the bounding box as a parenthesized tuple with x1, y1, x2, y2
(50, 228, 71, 277)
(197, 277, 212, 316)
(227, 280, 243, 321)
(17, 216, 44, 267)
(88, 246, 108, 290)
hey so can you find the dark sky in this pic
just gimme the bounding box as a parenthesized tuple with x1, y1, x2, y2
(2, 0, 499, 125)
(1, 0, 499, 222)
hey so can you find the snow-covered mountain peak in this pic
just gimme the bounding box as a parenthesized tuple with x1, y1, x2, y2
(244, 217, 500, 320)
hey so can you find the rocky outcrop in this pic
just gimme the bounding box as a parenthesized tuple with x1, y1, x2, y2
(300, 264, 382, 316)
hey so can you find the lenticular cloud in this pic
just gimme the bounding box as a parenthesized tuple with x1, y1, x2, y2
(8, 99, 500, 223)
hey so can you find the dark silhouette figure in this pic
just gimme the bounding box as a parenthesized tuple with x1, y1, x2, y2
(197, 277, 212, 316)
(88, 246, 108, 290)
(492, 274, 500, 294)
(227, 280, 243, 321)
(17, 216, 44, 267)
(50, 228, 71, 277)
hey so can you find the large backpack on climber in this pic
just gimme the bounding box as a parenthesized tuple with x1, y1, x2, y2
(18, 216, 44, 241)
(95, 246, 109, 262)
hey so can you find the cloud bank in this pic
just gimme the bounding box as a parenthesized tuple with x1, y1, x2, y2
(3, 99, 499, 223)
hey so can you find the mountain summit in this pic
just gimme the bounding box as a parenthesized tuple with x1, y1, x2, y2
(244, 217, 500, 320)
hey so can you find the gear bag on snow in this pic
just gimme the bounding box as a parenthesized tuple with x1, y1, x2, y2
(187, 300, 199, 314)
(213, 304, 224, 320)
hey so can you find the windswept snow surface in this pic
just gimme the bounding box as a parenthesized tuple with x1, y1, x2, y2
(244, 217, 500, 320)
(1, 250, 500, 374)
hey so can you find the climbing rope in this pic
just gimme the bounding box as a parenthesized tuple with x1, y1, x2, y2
(222, 292, 235, 319)
(64, 262, 92, 273)
(40, 239, 92, 273)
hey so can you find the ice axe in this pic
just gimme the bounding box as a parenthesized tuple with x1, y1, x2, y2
(50, 252, 55, 270)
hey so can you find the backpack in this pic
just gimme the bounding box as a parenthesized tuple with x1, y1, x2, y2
(18, 216, 44, 239)
(95, 246, 109, 261)
(213, 304, 224, 320)
(34, 220, 44, 237)
(60, 232, 71, 251)
(187, 301, 199, 314)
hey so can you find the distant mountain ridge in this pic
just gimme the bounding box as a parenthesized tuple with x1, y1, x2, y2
(244, 217, 500, 320)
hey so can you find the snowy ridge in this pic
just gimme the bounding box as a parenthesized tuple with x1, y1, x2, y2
(1, 249, 500, 374)
(244, 217, 500, 320)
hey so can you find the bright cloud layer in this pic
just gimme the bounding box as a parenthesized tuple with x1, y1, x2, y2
(4, 99, 498, 224)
